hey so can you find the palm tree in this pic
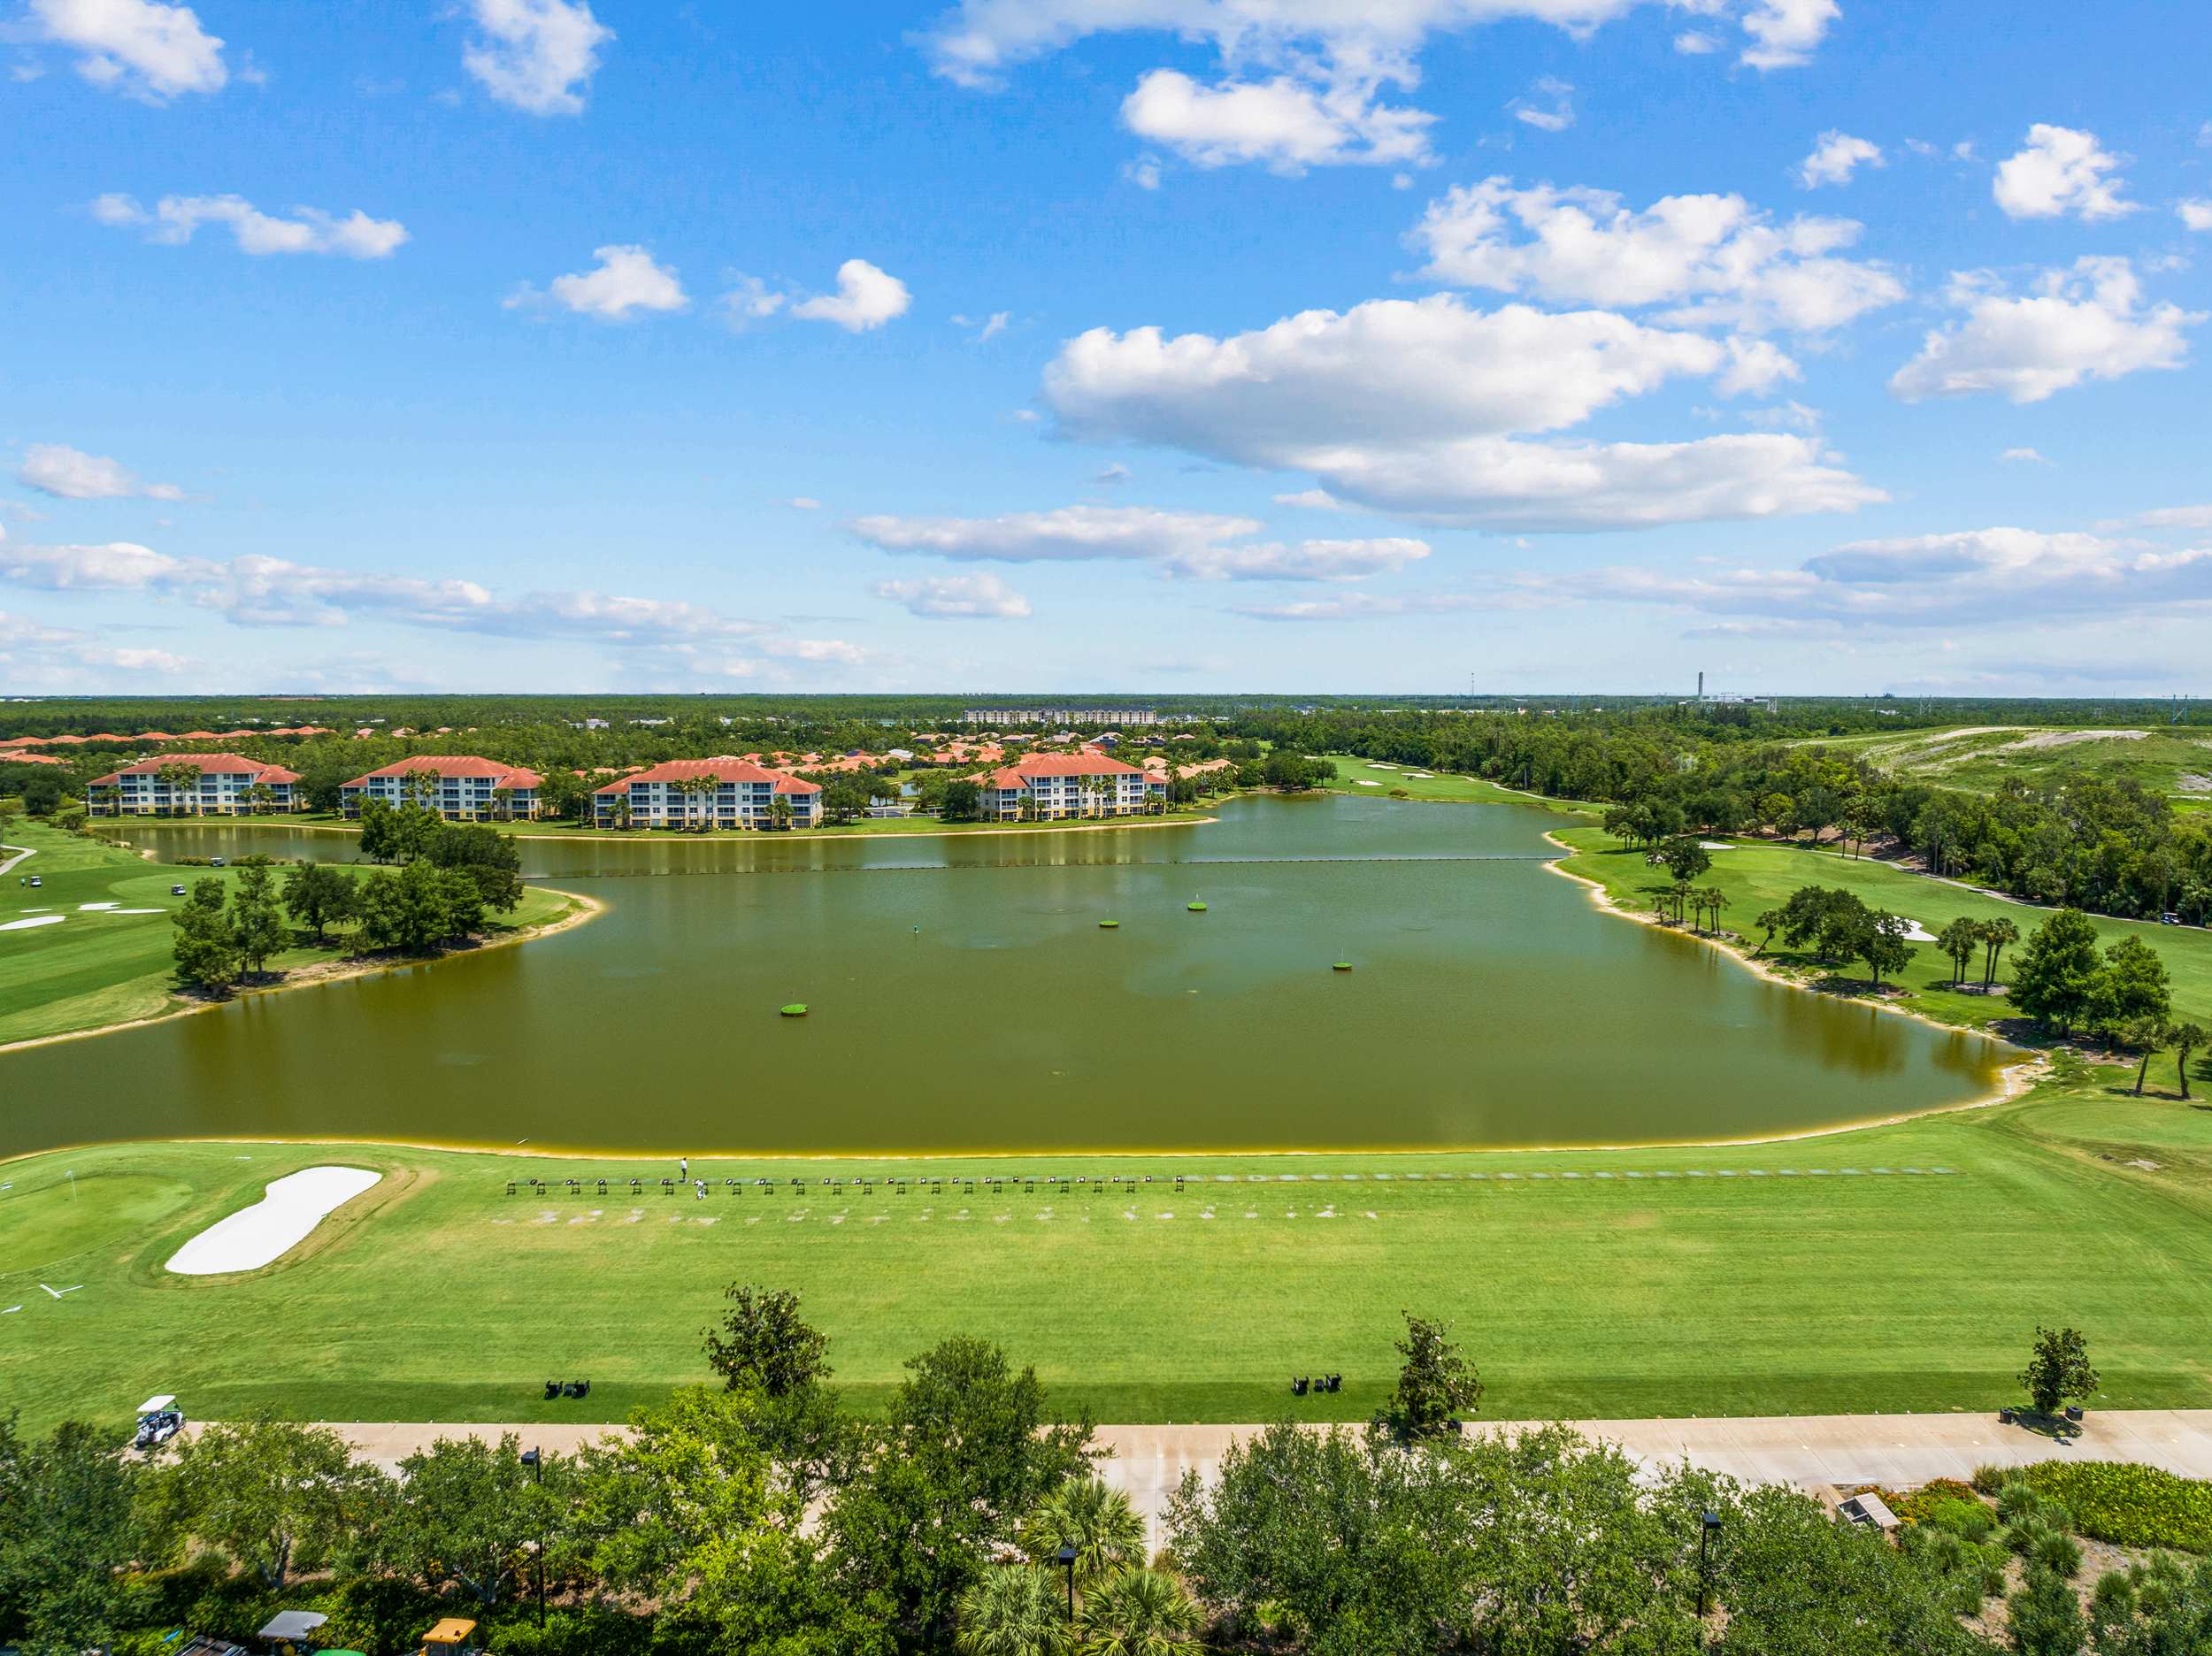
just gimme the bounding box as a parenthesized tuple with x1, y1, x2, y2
(769, 794, 794, 832)
(1699, 886, 1729, 936)
(1935, 917, 1980, 986)
(1752, 908, 1782, 957)
(1021, 1479, 1145, 1587)
(2126, 1017, 2169, 1097)
(1078, 1568, 1203, 1656)
(955, 1566, 1070, 1656)
(2172, 1023, 2207, 1101)
(1979, 916, 2021, 989)
(489, 786, 514, 823)
(156, 760, 203, 816)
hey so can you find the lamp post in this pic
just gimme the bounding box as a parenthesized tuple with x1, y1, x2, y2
(1056, 1543, 1078, 1626)
(521, 1446, 546, 1627)
(1695, 1509, 1722, 1621)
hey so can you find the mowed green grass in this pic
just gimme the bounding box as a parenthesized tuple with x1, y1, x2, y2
(1552, 830, 2212, 1034)
(0, 820, 579, 1046)
(5, 1066, 2212, 1435)
(1801, 724, 2212, 810)
(1318, 755, 1586, 809)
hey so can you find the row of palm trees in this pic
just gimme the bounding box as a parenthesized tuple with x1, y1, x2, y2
(958, 1477, 1202, 1656)
(1650, 882, 1731, 936)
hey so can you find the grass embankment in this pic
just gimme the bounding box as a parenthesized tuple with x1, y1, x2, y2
(1801, 724, 2212, 814)
(1550, 829, 2212, 1037)
(1317, 755, 1595, 809)
(4, 1060, 2209, 1435)
(0, 819, 583, 1047)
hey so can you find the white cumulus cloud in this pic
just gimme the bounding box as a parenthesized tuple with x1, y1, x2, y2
(1409, 178, 1904, 334)
(791, 259, 911, 332)
(1123, 68, 1432, 171)
(462, 0, 611, 115)
(92, 193, 409, 257)
(1795, 131, 1882, 188)
(1992, 125, 2135, 221)
(873, 572, 1034, 617)
(28, 0, 226, 100)
(1042, 294, 1880, 529)
(1739, 0, 1838, 69)
(510, 245, 687, 321)
(16, 443, 185, 502)
(920, 2, 1832, 174)
(1890, 258, 2200, 404)
(2179, 200, 2212, 233)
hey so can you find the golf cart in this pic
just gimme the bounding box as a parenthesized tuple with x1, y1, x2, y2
(134, 1393, 184, 1450)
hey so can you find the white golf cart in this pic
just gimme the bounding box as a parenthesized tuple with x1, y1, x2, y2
(134, 1392, 184, 1451)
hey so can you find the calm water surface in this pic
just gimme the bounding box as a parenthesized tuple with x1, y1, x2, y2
(5, 798, 2004, 1156)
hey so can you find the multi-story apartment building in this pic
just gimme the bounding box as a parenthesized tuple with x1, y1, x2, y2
(339, 756, 546, 821)
(591, 758, 822, 829)
(87, 754, 303, 816)
(975, 754, 1167, 820)
(962, 708, 1161, 727)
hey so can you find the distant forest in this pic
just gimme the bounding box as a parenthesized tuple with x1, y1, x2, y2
(6, 694, 2208, 923)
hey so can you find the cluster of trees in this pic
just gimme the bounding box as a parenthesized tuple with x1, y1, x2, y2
(1749, 886, 1918, 987)
(5, 1305, 2162, 1656)
(2007, 910, 2206, 1092)
(171, 831, 526, 992)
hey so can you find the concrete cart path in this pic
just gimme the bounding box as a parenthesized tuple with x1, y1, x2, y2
(0, 843, 35, 880)
(223, 1409, 2212, 1551)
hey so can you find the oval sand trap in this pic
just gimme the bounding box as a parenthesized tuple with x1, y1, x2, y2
(166, 1167, 383, 1275)
(1, 915, 66, 932)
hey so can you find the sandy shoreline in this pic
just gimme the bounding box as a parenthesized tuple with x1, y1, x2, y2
(0, 886, 603, 1058)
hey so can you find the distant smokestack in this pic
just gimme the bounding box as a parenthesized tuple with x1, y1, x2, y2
(1697, 671, 1704, 700)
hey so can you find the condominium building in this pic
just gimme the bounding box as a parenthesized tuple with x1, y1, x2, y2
(962, 708, 1161, 726)
(87, 754, 303, 816)
(975, 754, 1166, 820)
(591, 758, 821, 829)
(340, 756, 546, 820)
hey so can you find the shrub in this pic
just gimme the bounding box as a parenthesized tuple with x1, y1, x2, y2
(2029, 1529, 2084, 1579)
(1923, 1498, 1995, 1545)
(2007, 1461, 2212, 1553)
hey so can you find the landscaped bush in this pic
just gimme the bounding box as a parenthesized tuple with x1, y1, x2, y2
(1893, 1478, 1994, 1542)
(2003, 1461, 2212, 1553)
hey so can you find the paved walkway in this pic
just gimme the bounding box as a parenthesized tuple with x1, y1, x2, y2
(258, 1411, 2212, 1551)
(0, 843, 35, 880)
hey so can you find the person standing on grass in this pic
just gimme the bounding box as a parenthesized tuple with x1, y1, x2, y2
(680, 1154, 688, 1182)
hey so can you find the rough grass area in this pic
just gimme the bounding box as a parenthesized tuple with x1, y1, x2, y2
(6, 1065, 2212, 1436)
(1798, 724, 2212, 810)
(0, 819, 580, 1046)
(1550, 829, 2212, 1035)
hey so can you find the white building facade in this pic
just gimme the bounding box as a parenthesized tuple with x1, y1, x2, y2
(88, 754, 303, 816)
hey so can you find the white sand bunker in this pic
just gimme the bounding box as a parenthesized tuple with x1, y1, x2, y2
(1699, 840, 1735, 850)
(79, 901, 119, 910)
(166, 1167, 382, 1275)
(1899, 920, 1939, 942)
(110, 908, 165, 915)
(1, 916, 65, 932)
(1356, 778, 1382, 786)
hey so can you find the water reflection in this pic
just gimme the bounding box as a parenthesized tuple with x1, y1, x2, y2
(3, 798, 2008, 1159)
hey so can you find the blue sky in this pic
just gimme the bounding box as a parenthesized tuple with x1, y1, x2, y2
(4, 0, 2209, 696)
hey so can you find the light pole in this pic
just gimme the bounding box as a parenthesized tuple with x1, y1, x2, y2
(1695, 1509, 1722, 1621)
(1056, 1543, 1078, 1627)
(521, 1446, 546, 1627)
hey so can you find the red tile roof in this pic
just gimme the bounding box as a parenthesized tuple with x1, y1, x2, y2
(978, 754, 1148, 789)
(593, 757, 820, 795)
(341, 755, 543, 788)
(88, 754, 302, 785)
(2, 751, 65, 766)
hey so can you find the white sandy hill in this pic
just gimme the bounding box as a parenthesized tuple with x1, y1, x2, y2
(166, 1167, 382, 1276)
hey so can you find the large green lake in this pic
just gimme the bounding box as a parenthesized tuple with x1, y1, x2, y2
(7, 797, 2004, 1157)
